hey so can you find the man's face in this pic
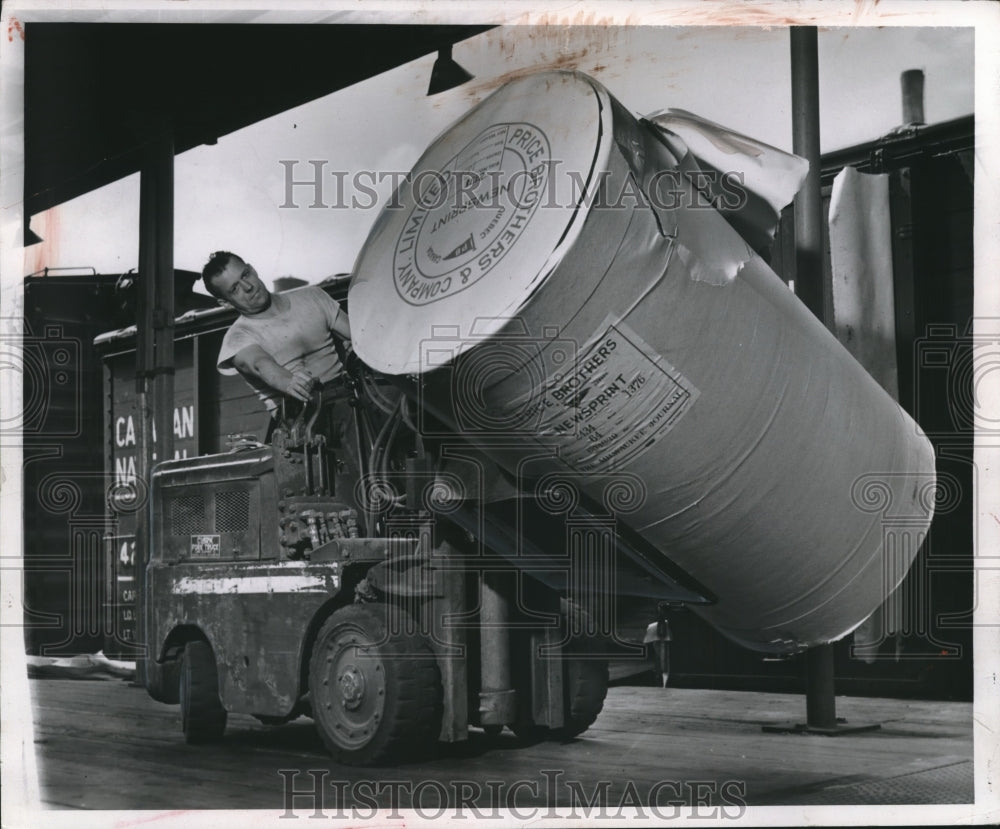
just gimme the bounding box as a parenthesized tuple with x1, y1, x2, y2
(213, 258, 271, 315)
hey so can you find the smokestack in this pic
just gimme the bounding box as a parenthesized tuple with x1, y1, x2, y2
(901, 69, 925, 126)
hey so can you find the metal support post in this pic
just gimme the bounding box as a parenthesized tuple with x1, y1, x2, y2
(790, 26, 829, 326)
(135, 123, 175, 685)
(763, 29, 880, 736)
(805, 643, 837, 728)
(792, 27, 838, 730)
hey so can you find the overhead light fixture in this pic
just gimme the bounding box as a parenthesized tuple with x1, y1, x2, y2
(427, 45, 474, 96)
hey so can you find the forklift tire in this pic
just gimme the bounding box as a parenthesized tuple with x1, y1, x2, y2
(309, 604, 442, 766)
(179, 641, 227, 744)
(552, 658, 609, 739)
(511, 657, 609, 741)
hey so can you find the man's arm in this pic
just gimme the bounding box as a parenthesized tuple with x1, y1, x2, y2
(231, 344, 315, 402)
(312, 288, 351, 342)
(333, 307, 351, 341)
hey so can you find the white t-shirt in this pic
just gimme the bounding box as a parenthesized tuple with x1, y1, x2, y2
(217, 287, 346, 413)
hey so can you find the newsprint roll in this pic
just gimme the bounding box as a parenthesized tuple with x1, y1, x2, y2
(349, 71, 936, 653)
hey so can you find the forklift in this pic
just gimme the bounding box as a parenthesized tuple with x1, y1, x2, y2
(137, 348, 701, 765)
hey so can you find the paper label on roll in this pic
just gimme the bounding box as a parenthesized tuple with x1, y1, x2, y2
(393, 122, 551, 306)
(540, 321, 700, 472)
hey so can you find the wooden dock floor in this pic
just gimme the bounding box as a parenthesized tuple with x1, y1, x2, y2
(27, 678, 973, 814)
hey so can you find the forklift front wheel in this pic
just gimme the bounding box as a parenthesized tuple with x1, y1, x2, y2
(309, 604, 442, 765)
(179, 641, 228, 744)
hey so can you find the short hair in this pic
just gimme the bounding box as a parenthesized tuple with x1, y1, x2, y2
(201, 251, 242, 297)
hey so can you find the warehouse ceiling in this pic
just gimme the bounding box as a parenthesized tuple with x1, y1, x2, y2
(24, 22, 492, 220)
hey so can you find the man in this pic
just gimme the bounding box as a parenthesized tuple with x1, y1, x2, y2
(202, 251, 352, 414)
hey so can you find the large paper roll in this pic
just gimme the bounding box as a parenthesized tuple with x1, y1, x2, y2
(349, 71, 936, 653)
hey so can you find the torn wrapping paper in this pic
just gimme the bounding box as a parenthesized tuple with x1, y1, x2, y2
(349, 70, 935, 654)
(645, 108, 810, 251)
(828, 166, 905, 661)
(829, 166, 899, 399)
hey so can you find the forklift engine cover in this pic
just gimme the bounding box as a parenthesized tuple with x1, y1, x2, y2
(348, 70, 937, 654)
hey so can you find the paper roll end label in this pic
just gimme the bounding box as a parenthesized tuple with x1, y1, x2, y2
(393, 123, 551, 306)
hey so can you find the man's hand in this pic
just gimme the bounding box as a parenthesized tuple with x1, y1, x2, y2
(232, 344, 319, 403)
(283, 368, 317, 402)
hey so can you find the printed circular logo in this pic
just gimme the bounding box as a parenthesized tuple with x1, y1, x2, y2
(393, 122, 551, 306)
